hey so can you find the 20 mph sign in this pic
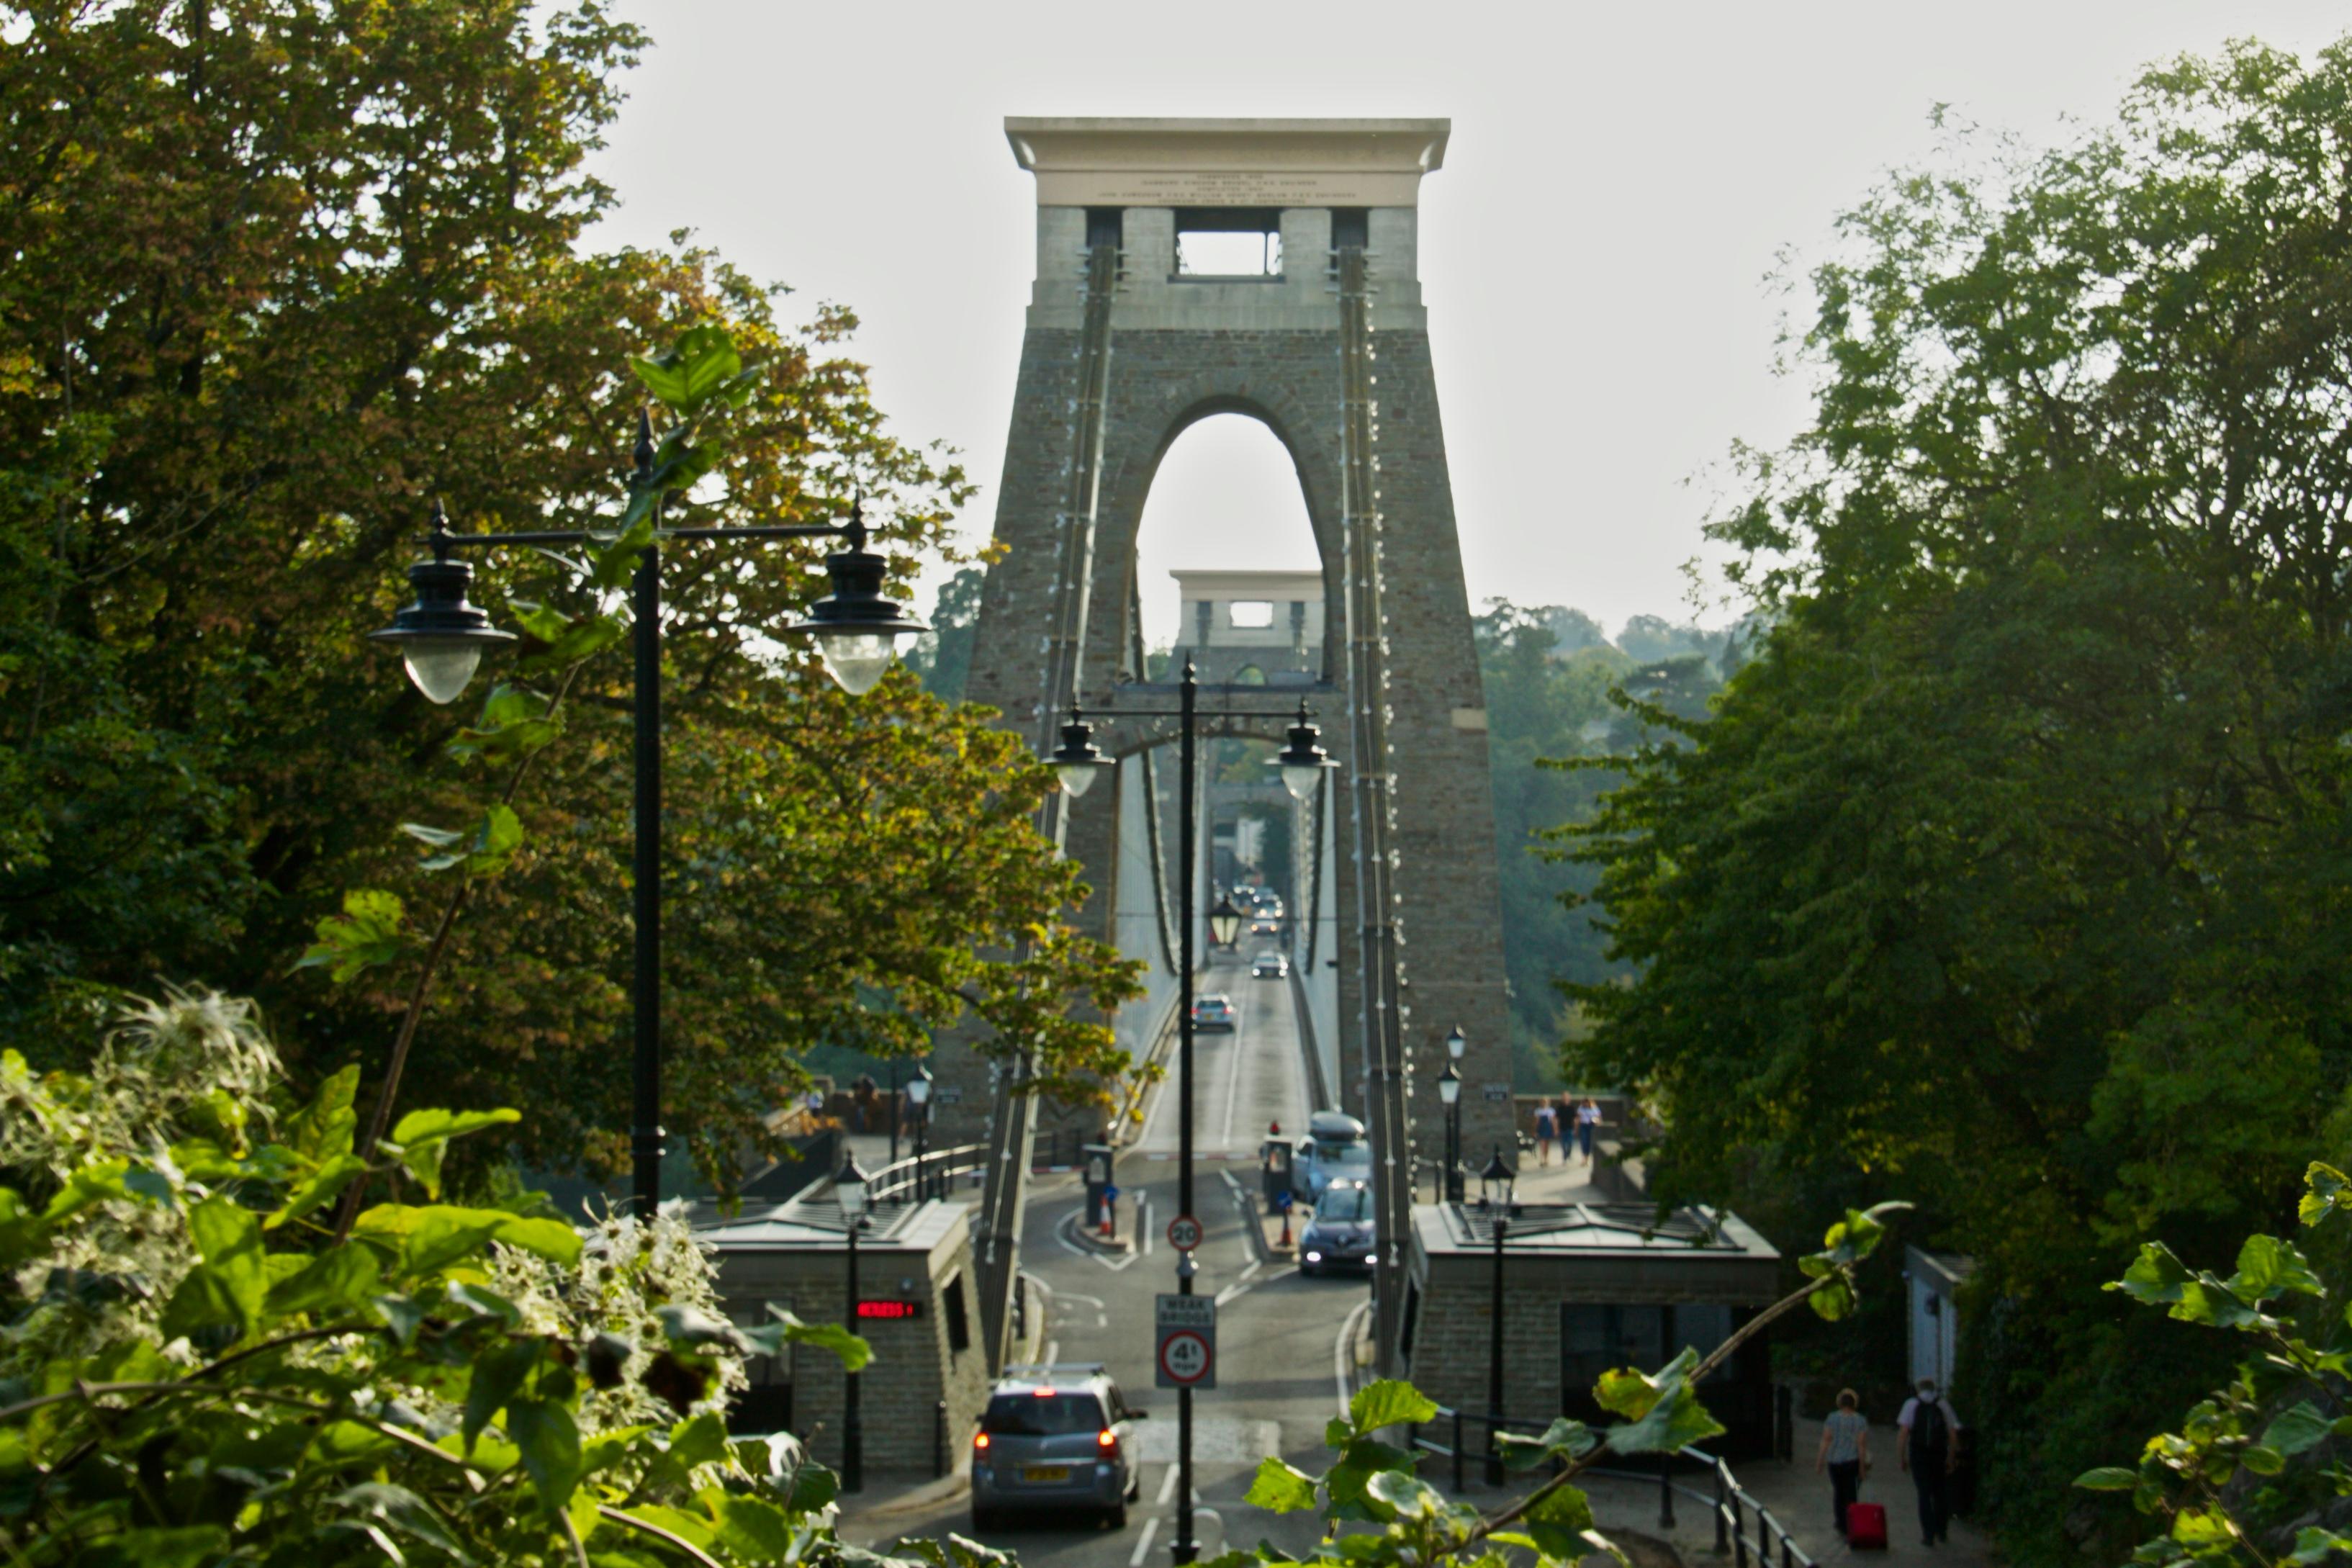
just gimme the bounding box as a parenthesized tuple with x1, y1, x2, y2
(1166, 1215, 1203, 1252)
(1154, 1294, 1217, 1389)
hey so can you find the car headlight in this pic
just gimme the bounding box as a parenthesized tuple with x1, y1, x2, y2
(1305, 1251, 1323, 1263)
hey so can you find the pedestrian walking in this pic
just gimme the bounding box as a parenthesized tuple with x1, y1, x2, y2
(1897, 1376, 1963, 1546)
(1814, 1389, 1871, 1537)
(1574, 1097, 1602, 1161)
(1533, 1101, 1557, 1166)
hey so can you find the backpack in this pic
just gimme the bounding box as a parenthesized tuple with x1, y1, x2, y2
(1911, 1396, 1949, 1458)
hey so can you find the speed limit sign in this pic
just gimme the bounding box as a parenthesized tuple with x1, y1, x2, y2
(1155, 1294, 1216, 1389)
(1166, 1214, 1203, 1252)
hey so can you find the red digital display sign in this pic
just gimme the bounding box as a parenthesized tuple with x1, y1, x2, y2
(855, 1299, 923, 1320)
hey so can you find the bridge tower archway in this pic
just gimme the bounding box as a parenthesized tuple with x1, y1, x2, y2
(947, 120, 1513, 1374)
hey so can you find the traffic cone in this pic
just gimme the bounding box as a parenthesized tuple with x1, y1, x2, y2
(1269, 1119, 1281, 1136)
(1278, 1206, 1293, 1248)
(1099, 1200, 1113, 1238)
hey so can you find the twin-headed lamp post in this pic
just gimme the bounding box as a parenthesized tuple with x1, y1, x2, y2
(1439, 1025, 1466, 1202)
(1479, 1145, 1517, 1485)
(371, 413, 927, 1217)
(1047, 667, 1335, 1565)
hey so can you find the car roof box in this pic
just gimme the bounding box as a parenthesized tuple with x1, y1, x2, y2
(1308, 1111, 1366, 1140)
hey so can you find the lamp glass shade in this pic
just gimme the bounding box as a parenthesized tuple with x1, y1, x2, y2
(906, 1066, 933, 1107)
(402, 639, 485, 706)
(1437, 1065, 1461, 1107)
(1058, 760, 1103, 798)
(1446, 1027, 1466, 1062)
(1208, 897, 1244, 947)
(836, 1153, 870, 1221)
(815, 628, 903, 695)
(1281, 761, 1325, 802)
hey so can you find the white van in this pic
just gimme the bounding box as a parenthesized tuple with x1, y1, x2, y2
(1294, 1111, 1371, 1202)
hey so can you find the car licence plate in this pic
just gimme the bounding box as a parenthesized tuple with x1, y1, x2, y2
(1022, 1466, 1069, 1483)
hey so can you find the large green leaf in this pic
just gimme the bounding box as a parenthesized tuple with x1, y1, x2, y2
(464, 1338, 544, 1451)
(508, 1397, 585, 1511)
(1348, 1378, 1438, 1435)
(403, 804, 524, 877)
(1244, 1457, 1319, 1513)
(386, 1107, 521, 1199)
(188, 1196, 266, 1333)
(263, 1243, 380, 1318)
(285, 1065, 361, 1161)
(294, 890, 406, 982)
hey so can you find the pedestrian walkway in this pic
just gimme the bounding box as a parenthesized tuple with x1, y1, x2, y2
(1573, 1419, 1992, 1567)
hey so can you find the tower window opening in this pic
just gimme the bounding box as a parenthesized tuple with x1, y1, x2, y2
(1330, 208, 1368, 249)
(1175, 208, 1281, 277)
(1227, 600, 1275, 628)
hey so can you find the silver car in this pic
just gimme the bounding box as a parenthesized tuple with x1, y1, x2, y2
(970, 1366, 1146, 1529)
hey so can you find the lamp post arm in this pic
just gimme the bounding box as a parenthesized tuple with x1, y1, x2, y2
(425, 521, 862, 550)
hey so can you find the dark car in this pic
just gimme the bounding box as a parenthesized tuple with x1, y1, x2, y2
(970, 1366, 1146, 1529)
(1301, 1182, 1374, 1275)
(1250, 916, 1280, 938)
(1191, 995, 1236, 1032)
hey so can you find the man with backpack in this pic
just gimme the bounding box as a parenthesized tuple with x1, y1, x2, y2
(1896, 1377, 1963, 1545)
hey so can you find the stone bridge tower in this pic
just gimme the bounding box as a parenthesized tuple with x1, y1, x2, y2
(949, 119, 1514, 1367)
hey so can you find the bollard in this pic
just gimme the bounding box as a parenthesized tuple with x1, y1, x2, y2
(934, 1399, 947, 1479)
(1451, 1409, 1465, 1495)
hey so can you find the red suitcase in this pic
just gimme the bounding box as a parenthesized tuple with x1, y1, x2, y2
(1847, 1501, 1889, 1549)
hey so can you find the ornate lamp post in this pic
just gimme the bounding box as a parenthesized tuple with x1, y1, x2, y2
(1479, 1144, 1516, 1485)
(906, 1063, 934, 1200)
(1430, 1062, 1448, 1212)
(371, 415, 925, 1219)
(837, 1150, 870, 1493)
(1209, 893, 1245, 951)
(1437, 1062, 1461, 1204)
(1048, 666, 1336, 1565)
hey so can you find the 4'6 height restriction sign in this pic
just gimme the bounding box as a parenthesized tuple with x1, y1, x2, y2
(1154, 1294, 1217, 1389)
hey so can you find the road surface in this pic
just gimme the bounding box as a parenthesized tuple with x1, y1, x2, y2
(842, 955, 1366, 1564)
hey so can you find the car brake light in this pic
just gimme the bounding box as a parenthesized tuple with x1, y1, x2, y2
(975, 1433, 990, 1450)
(1097, 1429, 1119, 1459)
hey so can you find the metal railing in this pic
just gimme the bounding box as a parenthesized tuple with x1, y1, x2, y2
(1404, 1407, 1814, 1568)
(865, 1143, 986, 1206)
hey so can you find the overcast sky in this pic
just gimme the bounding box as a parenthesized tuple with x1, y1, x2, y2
(587, 2, 2346, 644)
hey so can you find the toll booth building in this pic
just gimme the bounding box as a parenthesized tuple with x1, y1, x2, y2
(695, 1196, 991, 1477)
(1399, 1202, 1784, 1460)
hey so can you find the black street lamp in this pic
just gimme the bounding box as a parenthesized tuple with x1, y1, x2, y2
(1046, 663, 1335, 1565)
(1437, 1062, 1461, 1204)
(372, 415, 925, 1220)
(1484, 1197, 1510, 1487)
(906, 1063, 934, 1200)
(1430, 1067, 1448, 1203)
(1209, 893, 1245, 950)
(837, 1150, 870, 1493)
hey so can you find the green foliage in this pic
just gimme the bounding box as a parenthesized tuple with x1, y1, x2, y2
(0, 4, 1139, 1202)
(2076, 1165, 2352, 1563)
(1472, 601, 1736, 1086)
(0, 991, 904, 1567)
(907, 567, 988, 702)
(1559, 35, 2352, 1557)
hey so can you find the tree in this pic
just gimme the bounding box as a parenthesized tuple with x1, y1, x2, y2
(0, 4, 1140, 1190)
(907, 566, 986, 701)
(1568, 37, 2352, 1558)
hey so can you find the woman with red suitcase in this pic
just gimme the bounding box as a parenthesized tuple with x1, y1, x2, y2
(1813, 1389, 1872, 1537)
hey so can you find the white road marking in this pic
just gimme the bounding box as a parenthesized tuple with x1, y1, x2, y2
(1128, 1517, 1158, 1567)
(1156, 1465, 1179, 1505)
(1142, 1193, 1153, 1256)
(1042, 1338, 1059, 1366)
(1219, 998, 1246, 1145)
(1213, 1264, 1294, 1307)
(1240, 1258, 1263, 1281)
(1059, 1292, 1105, 1310)
(1335, 1298, 1373, 1416)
